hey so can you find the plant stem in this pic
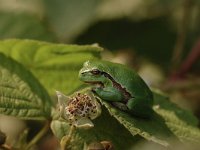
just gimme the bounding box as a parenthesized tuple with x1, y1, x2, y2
(178, 38, 200, 75)
(25, 121, 50, 150)
(60, 125, 76, 150)
(171, 0, 193, 69)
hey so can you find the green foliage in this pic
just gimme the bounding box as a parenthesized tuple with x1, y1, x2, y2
(0, 0, 199, 149)
(76, 17, 176, 68)
(51, 107, 137, 150)
(100, 90, 200, 146)
(153, 91, 200, 143)
(0, 12, 55, 41)
(0, 53, 52, 120)
(43, 0, 101, 41)
(0, 39, 102, 95)
(0, 0, 187, 43)
(0, 39, 200, 149)
(51, 88, 200, 149)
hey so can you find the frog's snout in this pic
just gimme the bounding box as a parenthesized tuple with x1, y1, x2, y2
(79, 70, 86, 77)
(80, 71, 85, 75)
(79, 68, 91, 76)
(79, 70, 88, 81)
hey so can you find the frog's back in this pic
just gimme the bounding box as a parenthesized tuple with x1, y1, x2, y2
(95, 60, 153, 100)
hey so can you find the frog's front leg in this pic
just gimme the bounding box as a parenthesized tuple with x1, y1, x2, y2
(126, 98, 153, 118)
(93, 87, 123, 102)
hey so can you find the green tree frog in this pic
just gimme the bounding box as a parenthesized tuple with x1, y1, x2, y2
(79, 60, 154, 118)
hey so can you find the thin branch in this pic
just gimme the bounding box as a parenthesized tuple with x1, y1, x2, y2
(171, 0, 194, 69)
(60, 125, 76, 150)
(169, 37, 200, 81)
(25, 121, 50, 150)
(178, 38, 200, 75)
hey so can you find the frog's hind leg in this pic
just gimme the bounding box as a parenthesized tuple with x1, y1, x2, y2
(126, 98, 153, 118)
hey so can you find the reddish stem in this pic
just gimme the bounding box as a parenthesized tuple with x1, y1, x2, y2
(170, 38, 200, 80)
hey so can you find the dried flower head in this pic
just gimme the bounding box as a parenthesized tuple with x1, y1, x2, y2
(56, 90, 101, 129)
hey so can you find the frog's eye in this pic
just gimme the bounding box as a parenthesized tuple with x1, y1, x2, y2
(91, 69, 101, 75)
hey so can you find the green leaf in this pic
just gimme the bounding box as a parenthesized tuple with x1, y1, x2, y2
(0, 39, 102, 95)
(98, 0, 179, 20)
(0, 12, 56, 42)
(100, 89, 200, 146)
(51, 107, 138, 150)
(42, 0, 101, 41)
(0, 53, 52, 120)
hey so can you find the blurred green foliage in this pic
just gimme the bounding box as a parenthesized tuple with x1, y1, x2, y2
(0, 0, 199, 69)
(0, 0, 200, 149)
(76, 17, 176, 67)
(1, 39, 200, 149)
(0, 12, 55, 41)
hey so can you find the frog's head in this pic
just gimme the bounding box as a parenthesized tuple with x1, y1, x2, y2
(79, 60, 109, 87)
